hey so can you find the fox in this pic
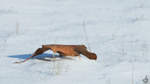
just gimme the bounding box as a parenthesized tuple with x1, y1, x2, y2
(15, 44, 97, 63)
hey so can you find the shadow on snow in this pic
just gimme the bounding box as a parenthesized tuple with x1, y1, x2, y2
(8, 53, 73, 61)
(8, 53, 59, 59)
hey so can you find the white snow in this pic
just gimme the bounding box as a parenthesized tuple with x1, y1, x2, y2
(0, 0, 150, 84)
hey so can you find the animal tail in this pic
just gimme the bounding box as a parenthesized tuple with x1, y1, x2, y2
(75, 49, 97, 60)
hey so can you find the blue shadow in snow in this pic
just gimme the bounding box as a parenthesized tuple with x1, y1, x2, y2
(8, 53, 60, 60)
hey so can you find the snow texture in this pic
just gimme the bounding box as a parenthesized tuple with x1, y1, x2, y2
(0, 0, 150, 84)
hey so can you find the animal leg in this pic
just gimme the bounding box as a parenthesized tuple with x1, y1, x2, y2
(73, 50, 81, 60)
(78, 56, 81, 60)
(56, 51, 65, 57)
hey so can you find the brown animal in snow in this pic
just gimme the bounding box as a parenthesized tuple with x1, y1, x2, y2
(15, 44, 97, 63)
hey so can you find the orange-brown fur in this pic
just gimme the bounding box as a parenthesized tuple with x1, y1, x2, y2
(33, 44, 97, 60)
(15, 44, 97, 63)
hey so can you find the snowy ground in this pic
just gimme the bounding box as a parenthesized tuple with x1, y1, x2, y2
(0, 0, 150, 84)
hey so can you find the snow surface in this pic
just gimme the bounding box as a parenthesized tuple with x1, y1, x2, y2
(0, 0, 150, 84)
